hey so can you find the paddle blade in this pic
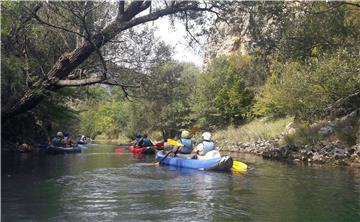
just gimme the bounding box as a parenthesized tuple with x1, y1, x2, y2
(115, 148, 125, 152)
(232, 160, 248, 171)
(167, 138, 184, 147)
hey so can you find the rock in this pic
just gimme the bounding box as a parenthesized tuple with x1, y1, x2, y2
(312, 153, 325, 164)
(318, 126, 335, 136)
(350, 162, 360, 168)
(334, 148, 347, 160)
(285, 122, 296, 135)
(17, 143, 33, 153)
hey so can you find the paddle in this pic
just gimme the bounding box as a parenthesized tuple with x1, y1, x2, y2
(158, 127, 198, 165)
(232, 160, 248, 172)
(159, 139, 184, 164)
(115, 148, 125, 152)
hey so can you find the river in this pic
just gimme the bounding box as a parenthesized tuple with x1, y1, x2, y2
(2, 144, 360, 222)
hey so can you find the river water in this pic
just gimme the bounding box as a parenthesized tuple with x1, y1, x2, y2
(2, 144, 360, 222)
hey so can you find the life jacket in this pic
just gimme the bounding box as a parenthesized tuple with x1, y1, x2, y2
(202, 140, 215, 154)
(179, 138, 193, 154)
(142, 138, 153, 147)
(52, 137, 65, 147)
(67, 137, 73, 145)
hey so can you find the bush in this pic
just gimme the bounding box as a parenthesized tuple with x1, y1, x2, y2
(253, 50, 360, 120)
(191, 55, 254, 128)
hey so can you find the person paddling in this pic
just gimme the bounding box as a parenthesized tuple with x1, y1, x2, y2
(51, 132, 66, 147)
(64, 132, 74, 146)
(134, 132, 143, 147)
(172, 130, 193, 154)
(138, 134, 154, 147)
(191, 132, 216, 159)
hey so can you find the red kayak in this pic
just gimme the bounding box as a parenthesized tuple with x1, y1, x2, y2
(129, 145, 156, 155)
(154, 142, 164, 150)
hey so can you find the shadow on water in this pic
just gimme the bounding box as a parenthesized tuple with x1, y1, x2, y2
(2, 146, 360, 222)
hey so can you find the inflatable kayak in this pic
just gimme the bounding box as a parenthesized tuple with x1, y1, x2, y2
(156, 150, 233, 171)
(154, 142, 164, 150)
(45, 145, 82, 154)
(129, 145, 156, 155)
(77, 140, 88, 145)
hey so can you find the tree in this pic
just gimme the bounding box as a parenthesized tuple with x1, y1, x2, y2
(77, 60, 200, 139)
(253, 50, 360, 120)
(190, 55, 253, 128)
(1, 1, 223, 122)
(204, 1, 360, 121)
(145, 62, 200, 129)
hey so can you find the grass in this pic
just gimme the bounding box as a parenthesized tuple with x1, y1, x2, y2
(94, 133, 132, 144)
(282, 115, 360, 146)
(213, 117, 293, 145)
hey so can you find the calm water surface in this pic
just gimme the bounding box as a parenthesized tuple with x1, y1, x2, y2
(2, 144, 360, 221)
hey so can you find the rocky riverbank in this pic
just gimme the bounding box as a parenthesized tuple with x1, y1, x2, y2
(218, 104, 360, 167)
(219, 140, 360, 167)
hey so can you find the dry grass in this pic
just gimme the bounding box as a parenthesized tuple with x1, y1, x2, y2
(95, 133, 132, 144)
(213, 117, 293, 144)
(282, 116, 359, 146)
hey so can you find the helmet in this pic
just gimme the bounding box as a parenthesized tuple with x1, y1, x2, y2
(135, 132, 142, 138)
(202, 132, 211, 140)
(181, 130, 190, 138)
(57, 132, 64, 137)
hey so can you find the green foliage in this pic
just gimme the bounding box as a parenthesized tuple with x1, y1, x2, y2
(3, 1, 359, 146)
(253, 50, 360, 120)
(191, 55, 254, 128)
(145, 62, 200, 129)
(76, 61, 202, 140)
(276, 2, 360, 61)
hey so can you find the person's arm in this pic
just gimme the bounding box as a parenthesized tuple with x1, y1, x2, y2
(192, 143, 204, 155)
(137, 138, 144, 147)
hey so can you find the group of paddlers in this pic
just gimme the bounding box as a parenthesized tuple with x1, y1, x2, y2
(134, 130, 218, 160)
(51, 132, 88, 147)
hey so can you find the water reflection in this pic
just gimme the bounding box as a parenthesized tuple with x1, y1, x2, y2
(2, 146, 360, 222)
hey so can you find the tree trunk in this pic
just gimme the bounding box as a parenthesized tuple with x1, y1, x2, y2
(1, 1, 204, 121)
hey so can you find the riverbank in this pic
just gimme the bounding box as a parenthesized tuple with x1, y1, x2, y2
(215, 113, 360, 168)
(218, 139, 360, 168)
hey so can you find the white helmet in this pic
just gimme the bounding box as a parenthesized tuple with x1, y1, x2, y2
(202, 132, 212, 140)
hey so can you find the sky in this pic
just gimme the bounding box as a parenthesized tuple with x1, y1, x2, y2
(152, 17, 205, 68)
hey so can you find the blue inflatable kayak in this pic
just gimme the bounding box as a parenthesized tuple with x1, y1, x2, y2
(44, 145, 82, 154)
(156, 150, 233, 171)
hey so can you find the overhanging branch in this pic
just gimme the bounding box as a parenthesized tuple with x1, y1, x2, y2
(56, 76, 141, 88)
(56, 76, 106, 86)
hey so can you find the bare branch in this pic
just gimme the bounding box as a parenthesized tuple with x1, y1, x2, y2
(57, 76, 104, 86)
(79, 11, 108, 79)
(118, 1, 125, 16)
(119, 2, 207, 32)
(139, 1, 152, 12)
(119, 1, 150, 21)
(2, 1, 217, 119)
(343, 2, 360, 8)
(32, 3, 85, 38)
(185, 11, 200, 45)
(56, 75, 141, 88)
